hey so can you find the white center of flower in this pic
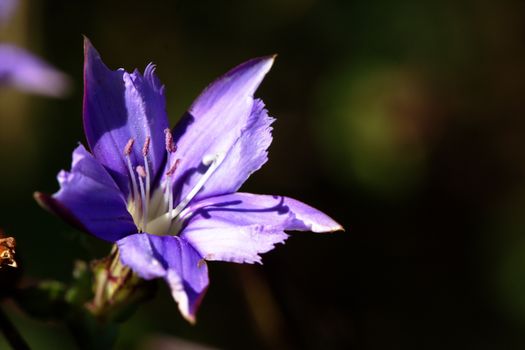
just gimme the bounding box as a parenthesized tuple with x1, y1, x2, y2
(123, 129, 223, 236)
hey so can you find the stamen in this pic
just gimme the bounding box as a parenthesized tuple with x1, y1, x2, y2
(168, 177, 174, 220)
(166, 158, 180, 176)
(136, 165, 147, 178)
(124, 138, 135, 156)
(136, 166, 147, 231)
(168, 153, 224, 220)
(147, 153, 225, 235)
(163, 156, 172, 211)
(142, 137, 151, 207)
(164, 128, 177, 153)
(202, 154, 216, 166)
(142, 136, 151, 156)
(124, 138, 139, 205)
(163, 129, 177, 213)
(163, 172, 172, 212)
(165, 159, 180, 219)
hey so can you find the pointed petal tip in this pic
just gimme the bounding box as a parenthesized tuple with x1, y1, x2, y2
(261, 53, 277, 63)
(34, 191, 88, 233)
(317, 220, 345, 233)
(173, 284, 207, 325)
(325, 218, 345, 233)
(34, 191, 58, 215)
(33, 191, 48, 210)
(255, 54, 276, 74)
(332, 223, 346, 233)
(183, 313, 197, 325)
(83, 36, 104, 69)
(82, 36, 94, 56)
(82, 35, 90, 46)
(294, 206, 345, 234)
(261, 54, 277, 74)
(228, 54, 276, 82)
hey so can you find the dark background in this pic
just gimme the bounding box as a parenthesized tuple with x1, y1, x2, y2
(2, 0, 525, 349)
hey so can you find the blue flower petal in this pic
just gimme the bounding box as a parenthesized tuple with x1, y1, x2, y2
(38, 144, 137, 242)
(83, 38, 169, 197)
(169, 56, 275, 205)
(118, 233, 208, 323)
(193, 99, 274, 201)
(181, 193, 343, 264)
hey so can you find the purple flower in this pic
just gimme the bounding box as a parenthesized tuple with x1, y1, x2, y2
(0, 44, 70, 97)
(0, 0, 70, 96)
(37, 38, 343, 323)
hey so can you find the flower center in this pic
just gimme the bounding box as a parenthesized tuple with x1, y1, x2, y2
(123, 129, 222, 236)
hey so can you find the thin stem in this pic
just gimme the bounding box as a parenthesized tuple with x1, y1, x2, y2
(0, 306, 30, 350)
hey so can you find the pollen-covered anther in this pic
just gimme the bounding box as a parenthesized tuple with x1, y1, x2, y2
(166, 159, 181, 177)
(164, 128, 177, 153)
(124, 138, 135, 156)
(142, 136, 151, 156)
(136, 165, 147, 178)
(124, 138, 139, 202)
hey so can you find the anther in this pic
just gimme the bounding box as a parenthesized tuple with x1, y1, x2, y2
(164, 128, 177, 153)
(136, 165, 147, 178)
(142, 136, 151, 157)
(124, 138, 139, 204)
(124, 138, 135, 156)
(166, 159, 181, 176)
(148, 153, 225, 234)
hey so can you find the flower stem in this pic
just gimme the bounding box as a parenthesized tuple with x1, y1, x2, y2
(0, 306, 30, 350)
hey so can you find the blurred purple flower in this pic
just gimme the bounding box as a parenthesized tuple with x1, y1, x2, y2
(37, 38, 343, 322)
(0, 0, 16, 26)
(0, 0, 70, 96)
(0, 44, 70, 97)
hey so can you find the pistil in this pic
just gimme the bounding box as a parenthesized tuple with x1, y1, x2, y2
(146, 153, 223, 236)
(121, 131, 222, 237)
(168, 153, 223, 221)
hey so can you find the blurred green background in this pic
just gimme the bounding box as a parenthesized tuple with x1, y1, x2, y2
(2, 0, 525, 349)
